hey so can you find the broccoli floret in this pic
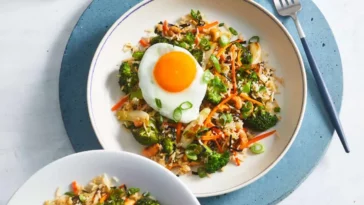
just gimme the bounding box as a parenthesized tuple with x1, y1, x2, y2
(135, 197, 161, 205)
(190, 49, 203, 65)
(161, 137, 175, 155)
(244, 111, 278, 131)
(130, 122, 160, 146)
(150, 36, 171, 45)
(206, 77, 227, 104)
(204, 151, 230, 174)
(118, 62, 138, 93)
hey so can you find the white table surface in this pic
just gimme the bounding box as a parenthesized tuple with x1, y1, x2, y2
(0, 0, 362, 204)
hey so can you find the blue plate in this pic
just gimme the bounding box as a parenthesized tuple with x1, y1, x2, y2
(59, 0, 343, 204)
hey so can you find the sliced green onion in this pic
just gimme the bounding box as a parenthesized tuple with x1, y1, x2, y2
(173, 107, 182, 122)
(130, 89, 143, 99)
(197, 167, 207, 178)
(218, 23, 225, 27)
(179, 42, 188, 49)
(274, 107, 281, 113)
(219, 113, 233, 125)
(218, 35, 229, 47)
(203, 45, 211, 51)
(132, 51, 144, 60)
(180, 101, 193, 110)
(64, 192, 76, 197)
(241, 81, 251, 93)
(249, 36, 260, 44)
(250, 71, 258, 81)
(200, 37, 211, 51)
(142, 192, 151, 197)
(155, 98, 162, 108)
(250, 143, 265, 154)
(186, 144, 202, 161)
(259, 86, 266, 92)
(184, 32, 195, 44)
(190, 9, 202, 21)
(210, 55, 221, 72)
(229, 27, 238, 35)
(79, 194, 86, 202)
(127, 187, 140, 196)
(203, 70, 214, 83)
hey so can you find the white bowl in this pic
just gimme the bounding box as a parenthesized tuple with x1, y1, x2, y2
(7, 150, 200, 205)
(87, 0, 306, 197)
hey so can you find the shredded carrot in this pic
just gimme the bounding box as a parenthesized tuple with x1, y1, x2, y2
(163, 122, 177, 128)
(230, 45, 237, 93)
(233, 152, 241, 166)
(214, 139, 222, 152)
(240, 93, 263, 106)
(99, 194, 108, 203)
(111, 95, 129, 111)
(198, 21, 219, 32)
(247, 130, 276, 147)
(237, 49, 242, 67)
(204, 94, 237, 127)
(71, 181, 79, 195)
(139, 38, 149, 47)
(201, 133, 220, 141)
(220, 54, 226, 63)
(216, 39, 242, 58)
(142, 144, 160, 158)
(176, 122, 182, 143)
(194, 28, 200, 45)
(163, 20, 169, 35)
(133, 120, 144, 127)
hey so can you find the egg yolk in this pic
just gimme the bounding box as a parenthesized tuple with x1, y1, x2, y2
(153, 51, 197, 92)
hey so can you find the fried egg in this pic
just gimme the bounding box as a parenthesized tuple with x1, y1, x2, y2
(138, 43, 207, 123)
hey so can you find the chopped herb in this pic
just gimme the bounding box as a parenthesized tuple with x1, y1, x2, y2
(229, 27, 238, 35)
(132, 51, 144, 60)
(190, 49, 203, 65)
(155, 98, 162, 108)
(184, 32, 195, 44)
(127, 187, 140, 196)
(274, 107, 281, 113)
(218, 22, 225, 27)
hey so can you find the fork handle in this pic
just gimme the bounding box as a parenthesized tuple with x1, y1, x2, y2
(300, 37, 350, 153)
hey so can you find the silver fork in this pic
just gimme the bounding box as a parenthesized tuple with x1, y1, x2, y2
(273, 0, 350, 153)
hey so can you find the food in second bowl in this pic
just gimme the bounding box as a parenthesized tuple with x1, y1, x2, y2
(112, 10, 281, 177)
(44, 174, 160, 205)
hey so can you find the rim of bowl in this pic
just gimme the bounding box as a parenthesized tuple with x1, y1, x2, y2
(86, 0, 307, 197)
(7, 150, 199, 204)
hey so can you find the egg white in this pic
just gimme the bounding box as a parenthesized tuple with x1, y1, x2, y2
(138, 43, 207, 123)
